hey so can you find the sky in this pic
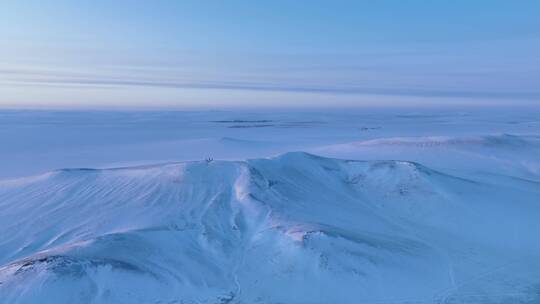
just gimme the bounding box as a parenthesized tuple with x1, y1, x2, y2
(1, 0, 539, 109)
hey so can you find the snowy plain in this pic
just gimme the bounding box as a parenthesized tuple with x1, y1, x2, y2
(1, 107, 540, 303)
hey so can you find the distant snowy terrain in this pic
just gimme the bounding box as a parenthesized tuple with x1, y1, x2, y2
(1, 108, 539, 180)
(1, 109, 540, 303)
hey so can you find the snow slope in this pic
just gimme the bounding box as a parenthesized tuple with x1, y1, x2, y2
(313, 134, 540, 181)
(1, 152, 540, 303)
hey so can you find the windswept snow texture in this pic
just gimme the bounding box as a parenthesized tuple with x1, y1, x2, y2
(1, 109, 540, 303)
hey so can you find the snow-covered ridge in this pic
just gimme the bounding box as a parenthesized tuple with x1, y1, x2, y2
(1, 152, 540, 303)
(314, 134, 540, 181)
(319, 133, 540, 149)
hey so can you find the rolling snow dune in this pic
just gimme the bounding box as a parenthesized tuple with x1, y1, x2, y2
(317, 134, 540, 149)
(313, 134, 540, 181)
(1, 152, 540, 303)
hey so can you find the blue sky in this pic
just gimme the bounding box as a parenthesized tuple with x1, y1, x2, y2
(1, 0, 539, 108)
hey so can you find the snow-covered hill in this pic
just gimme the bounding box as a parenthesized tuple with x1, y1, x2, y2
(1, 152, 539, 303)
(314, 134, 540, 181)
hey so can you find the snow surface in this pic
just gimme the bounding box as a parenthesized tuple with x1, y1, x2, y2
(1, 109, 540, 303)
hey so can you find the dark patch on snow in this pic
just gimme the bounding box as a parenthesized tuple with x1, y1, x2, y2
(211, 120, 274, 123)
(228, 124, 275, 128)
(217, 291, 237, 304)
(12, 255, 144, 278)
(359, 126, 381, 131)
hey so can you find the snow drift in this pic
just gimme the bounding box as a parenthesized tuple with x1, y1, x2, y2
(314, 134, 540, 181)
(1, 152, 540, 303)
